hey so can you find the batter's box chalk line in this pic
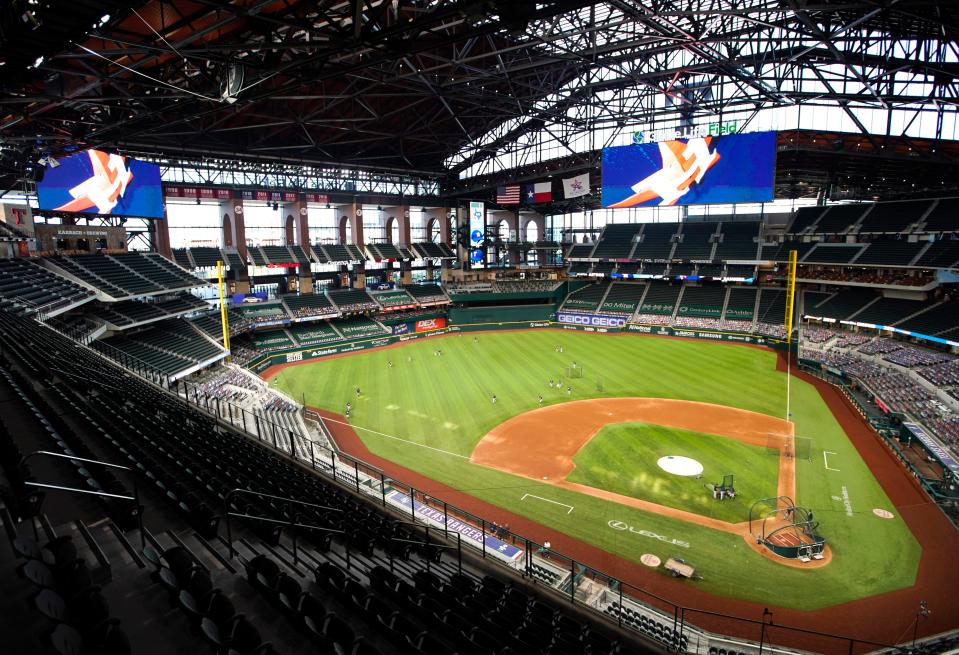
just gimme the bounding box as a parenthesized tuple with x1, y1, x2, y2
(521, 493, 574, 514)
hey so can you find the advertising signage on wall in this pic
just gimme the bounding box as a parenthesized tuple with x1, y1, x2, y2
(601, 131, 776, 208)
(468, 201, 485, 269)
(556, 312, 627, 328)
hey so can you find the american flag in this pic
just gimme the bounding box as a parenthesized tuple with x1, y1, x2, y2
(496, 185, 520, 204)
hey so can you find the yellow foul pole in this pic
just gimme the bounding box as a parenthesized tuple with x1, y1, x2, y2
(217, 261, 231, 362)
(784, 249, 798, 423)
(784, 249, 798, 344)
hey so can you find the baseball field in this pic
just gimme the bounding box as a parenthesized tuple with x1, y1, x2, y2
(270, 329, 920, 610)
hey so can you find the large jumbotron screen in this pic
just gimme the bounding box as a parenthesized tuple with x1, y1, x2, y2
(601, 131, 776, 208)
(37, 149, 165, 219)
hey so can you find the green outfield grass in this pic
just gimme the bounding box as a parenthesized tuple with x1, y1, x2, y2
(272, 329, 921, 609)
(567, 423, 779, 523)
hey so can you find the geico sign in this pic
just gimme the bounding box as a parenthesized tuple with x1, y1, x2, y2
(558, 313, 626, 328)
(607, 520, 690, 548)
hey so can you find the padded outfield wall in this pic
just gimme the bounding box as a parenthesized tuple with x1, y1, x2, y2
(246, 304, 792, 375)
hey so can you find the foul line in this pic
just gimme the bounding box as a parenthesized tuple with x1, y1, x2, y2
(521, 493, 574, 514)
(823, 450, 840, 471)
(322, 416, 469, 459)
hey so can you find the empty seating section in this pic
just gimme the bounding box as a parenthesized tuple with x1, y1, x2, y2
(592, 262, 615, 275)
(248, 247, 268, 266)
(814, 204, 867, 233)
(724, 287, 757, 320)
(676, 286, 725, 318)
(714, 222, 760, 260)
(346, 244, 366, 260)
(801, 291, 832, 313)
(0, 258, 94, 312)
(311, 245, 331, 263)
(134, 252, 207, 287)
(592, 224, 642, 258)
(322, 244, 355, 262)
(372, 290, 416, 308)
(895, 301, 957, 336)
(562, 282, 609, 311)
(95, 333, 192, 374)
(922, 198, 959, 232)
(761, 241, 814, 262)
(568, 262, 590, 275)
(640, 282, 681, 315)
(756, 289, 787, 324)
(289, 323, 340, 345)
(96, 318, 224, 373)
(53, 252, 206, 298)
(787, 206, 827, 233)
(53, 255, 157, 296)
(336, 316, 387, 338)
(224, 250, 246, 269)
(253, 330, 296, 350)
(566, 243, 594, 258)
(281, 293, 337, 318)
(328, 288, 378, 312)
(915, 239, 959, 268)
(599, 283, 645, 314)
(808, 289, 876, 320)
(190, 314, 223, 340)
(172, 248, 194, 268)
(189, 246, 223, 267)
(261, 245, 298, 266)
(672, 223, 716, 260)
(156, 293, 209, 315)
(633, 224, 676, 259)
(803, 244, 864, 264)
(855, 239, 924, 266)
(404, 284, 446, 303)
(412, 242, 455, 258)
(290, 245, 313, 265)
(91, 300, 168, 327)
(370, 243, 403, 259)
(854, 297, 935, 326)
(859, 200, 933, 233)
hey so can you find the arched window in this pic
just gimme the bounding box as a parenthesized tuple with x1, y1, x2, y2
(386, 216, 400, 243)
(428, 217, 441, 243)
(497, 218, 510, 242)
(339, 216, 352, 244)
(525, 219, 539, 243)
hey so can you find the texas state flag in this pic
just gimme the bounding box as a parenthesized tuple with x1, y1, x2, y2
(523, 182, 553, 203)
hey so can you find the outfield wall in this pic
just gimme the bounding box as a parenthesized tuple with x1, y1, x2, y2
(248, 316, 792, 375)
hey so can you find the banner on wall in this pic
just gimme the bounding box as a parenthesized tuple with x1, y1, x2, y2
(392, 323, 411, 336)
(556, 312, 627, 328)
(468, 200, 485, 268)
(415, 317, 447, 332)
(601, 131, 776, 208)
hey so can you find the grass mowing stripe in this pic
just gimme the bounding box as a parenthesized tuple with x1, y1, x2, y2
(273, 330, 920, 609)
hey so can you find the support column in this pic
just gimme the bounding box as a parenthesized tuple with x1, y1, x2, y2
(396, 206, 412, 285)
(221, 198, 249, 293)
(292, 200, 312, 294)
(351, 203, 366, 289)
(154, 207, 172, 258)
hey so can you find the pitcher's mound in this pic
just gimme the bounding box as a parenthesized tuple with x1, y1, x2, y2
(657, 455, 704, 476)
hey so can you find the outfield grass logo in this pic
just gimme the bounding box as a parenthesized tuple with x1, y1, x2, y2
(608, 520, 690, 549)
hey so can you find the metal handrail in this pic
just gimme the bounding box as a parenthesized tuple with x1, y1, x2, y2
(223, 487, 344, 563)
(18, 450, 144, 546)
